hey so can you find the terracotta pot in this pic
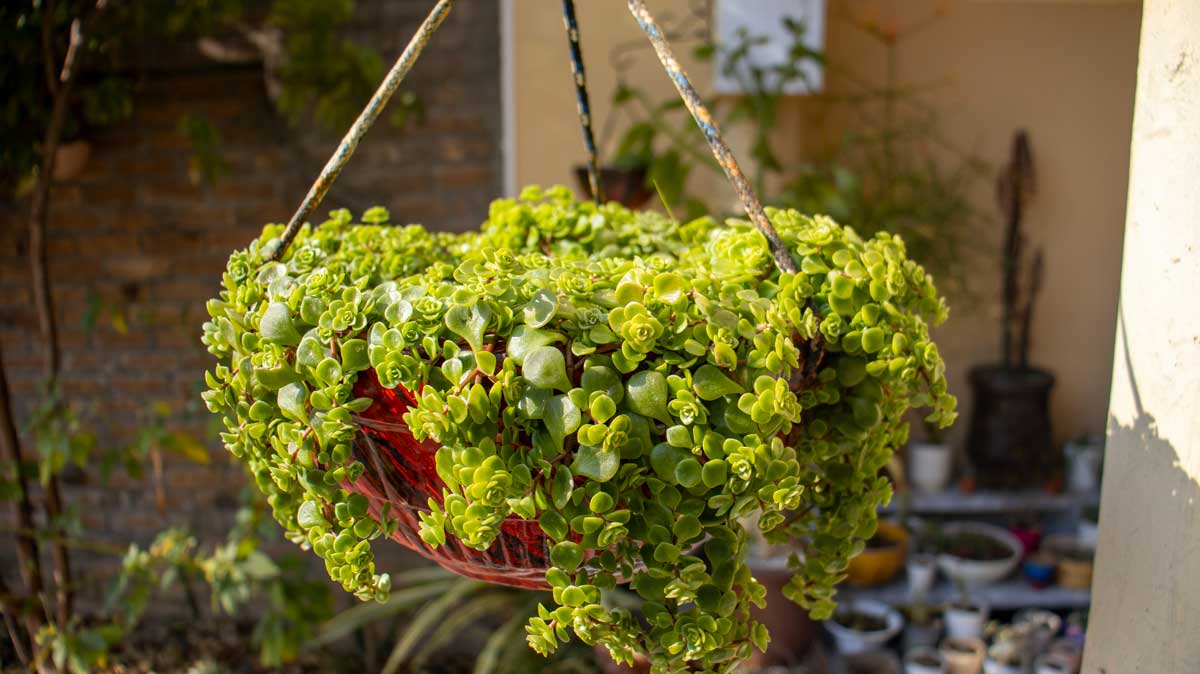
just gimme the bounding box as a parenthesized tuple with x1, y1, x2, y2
(746, 559, 816, 666)
(847, 520, 910, 586)
(53, 140, 92, 181)
(940, 637, 985, 674)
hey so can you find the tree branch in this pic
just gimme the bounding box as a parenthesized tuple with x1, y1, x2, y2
(27, 0, 110, 633)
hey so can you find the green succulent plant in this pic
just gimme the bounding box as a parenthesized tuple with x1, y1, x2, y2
(202, 185, 955, 674)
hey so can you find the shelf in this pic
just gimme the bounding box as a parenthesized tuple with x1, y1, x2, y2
(880, 489, 1101, 516)
(838, 577, 1091, 611)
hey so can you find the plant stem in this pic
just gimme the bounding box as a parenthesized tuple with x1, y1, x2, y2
(269, 0, 454, 262)
(626, 0, 797, 274)
(0, 346, 49, 645)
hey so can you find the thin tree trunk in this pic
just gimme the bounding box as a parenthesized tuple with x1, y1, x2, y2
(28, 3, 109, 631)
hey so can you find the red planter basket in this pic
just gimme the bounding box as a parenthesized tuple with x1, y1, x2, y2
(346, 369, 553, 589)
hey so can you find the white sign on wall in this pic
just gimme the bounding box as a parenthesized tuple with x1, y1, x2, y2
(713, 0, 825, 95)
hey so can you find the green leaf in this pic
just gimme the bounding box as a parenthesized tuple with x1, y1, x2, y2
(340, 338, 369, 372)
(524, 289, 558, 328)
(278, 382, 308, 421)
(524, 346, 571, 392)
(550, 541, 583, 571)
(260, 302, 301, 345)
(625, 371, 671, 424)
(693, 365, 744, 400)
(445, 303, 491, 351)
(506, 326, 563, 365)
(545, 395, 581, 448)
(572, 444, 618, 482)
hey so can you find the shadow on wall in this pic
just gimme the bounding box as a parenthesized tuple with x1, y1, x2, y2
(1087, 309, 1200, 674)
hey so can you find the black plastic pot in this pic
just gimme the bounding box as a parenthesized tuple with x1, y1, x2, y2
(574, 163, 655, 209)
(966, 365, 1056, 489)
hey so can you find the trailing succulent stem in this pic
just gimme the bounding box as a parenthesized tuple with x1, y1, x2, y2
(202, 186, 955, 674)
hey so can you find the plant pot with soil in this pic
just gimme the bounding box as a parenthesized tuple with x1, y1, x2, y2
(940, 637, 985, 674)
(847, 520, 910, 587)
(943, 594, 989, 640)
(573, 161, 655, 209)
(824, 599, 904, 655)
(935, 522, 1022, 587)
(904, 646, 947, 674)
(202, 188, 956, 671)
(966, 132, 1056, 489)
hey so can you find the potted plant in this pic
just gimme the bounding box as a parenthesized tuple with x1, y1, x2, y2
(901, 600, 943, 653)
(907, 551, 938, 599)
(824, 599, 905, 655)
(935, 522, 1023, 588)
(201, 187, 955, 670)
(846, 520, 910, 587)
(944, 580, 989, 640)
(905, 645, 947, 674)
(940, 637, 986, 674)
(966, 131, 1055, 489)
(908, 417, 954, 493)
(983, 624, 1030, 674)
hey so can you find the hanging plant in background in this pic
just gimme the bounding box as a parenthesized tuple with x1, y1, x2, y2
(202, 186, 955, 671)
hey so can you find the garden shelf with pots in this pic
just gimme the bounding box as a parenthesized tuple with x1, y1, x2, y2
(879, 488, 1100, 516)
(839, 577, 1091, 612)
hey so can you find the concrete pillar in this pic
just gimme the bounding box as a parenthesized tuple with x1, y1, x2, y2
(1084, 2, 1200, 672)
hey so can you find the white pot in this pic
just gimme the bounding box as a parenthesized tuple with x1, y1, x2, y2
(937, 522, 1023, 587)
(944, 602, 989, 640)
(1064, 437, 1103, 494)
(824, 599, 904, 655)
(905, 646, 947, 674)
(909, 441, 953, 493)
(1078, 520, 1099, 548)
(908, 553, 938, 599)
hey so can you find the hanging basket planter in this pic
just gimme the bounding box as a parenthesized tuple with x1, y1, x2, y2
(200, 1, 957, 670)
(346, 369, 555, 588)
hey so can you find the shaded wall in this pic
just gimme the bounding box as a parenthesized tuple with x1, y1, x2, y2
(511, 0, 1141, 451)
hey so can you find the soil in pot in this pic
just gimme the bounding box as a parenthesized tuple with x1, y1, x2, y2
(941, 532, 1014, 561)
(834, 608, 889, 633)
(966, 365, 1055, 489)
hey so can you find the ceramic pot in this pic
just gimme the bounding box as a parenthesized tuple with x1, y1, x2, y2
(1063, 436, 1103, 494)
(824, 599, 904, 655)
(940, 637, 985, 674)
(966, 365, 1055, 489)
(53, 140, 92, 180)
(907, 553, 938, 599)
(847, 520, 910, 586)
(1022, 553, 1057, 588)
(937, 522, 1023, 587)
(944, 601, 989, 640)
(904, 646, 947, 674)
(910, 441, 953, 493)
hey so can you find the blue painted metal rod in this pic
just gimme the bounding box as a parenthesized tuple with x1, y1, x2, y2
(626, 0, 797, 274)
(562, 0, 604, 203)
(269, 0, 455, 261)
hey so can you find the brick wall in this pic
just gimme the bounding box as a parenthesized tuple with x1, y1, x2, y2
(0, 1, 500, 601)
